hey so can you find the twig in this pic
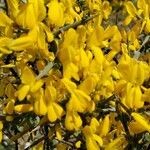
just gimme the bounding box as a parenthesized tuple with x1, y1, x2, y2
(10, 116, 48, 142)
(24, 135, 45, 150)
(36, 62, 54, 80)
(0, 3, 6, 10)
(56, 138, 74, 147)
(115, 96, 131, 115)
(138, 35, 150, 52)
(53, 13, 99, 37)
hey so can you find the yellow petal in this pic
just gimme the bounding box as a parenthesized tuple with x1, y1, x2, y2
(5, 99, 15, 114)
(129, 121, 147, 134)
(90, 118, 99, 133)
(102, 1, 112, 19)
(48, 0, 64, 26)
(87, 26, 104, 47)
(63, 63, 79, 80)
(8, 36, 33, 51)
(125, 82, 134, 108)
(45, 85, 57, 103)
(21, 66, 35, 84)
(68, 89, 91, 112)
(47, 103, 64, 122)
(61, 78, 77, 93)
(47, 103, 57, 122)
(131, 112, 150, 132)
(5, 83, 16, 99)
(65, 111, 82, 130)
(40, 23, 54, 42)
(80, 49, 89, 68)
(16, 3, 37, 28)
(137, 0, 146, 10)
(34, 90, 47, 115)
(93, 134, 103, 147)
(6, 0, 19, 19)
(0, 121, 3, 130)
(0, 11, 13, 26)
(14, 104, 33, 113)
(0, 131, 2, 143)
(30, 80, 43, 93)
(0, 47, 12, 54)
(125, 1, 137, 17)
(53, 103, 64, 119)
(137, 61, 149, 85)
(28, 0, 46, 22)
(75, 141, 81, 148)
(85, 136, 100, 150)
(133, 86, 143, 108)
(78, 75, 98, 95)
(56, 126, 62, 140)
(99, 115, 110, 137)
(123, 15, 133, 26)
(105, 136, 125, 150)
(17, 85, 30, 101)
(1, 64, 15, 68)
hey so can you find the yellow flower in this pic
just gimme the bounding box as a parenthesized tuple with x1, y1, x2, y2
(45, 85, 64, 122)
(131, 112, 150, 132)
(62, 78, 95, 112)
(48, 0, 64, 27)
(102, 1, 112, 20)
(34, 88, 47, 116)
(123, 83, 143, 109)
(118, 53, 150, 85)
(16, 0, 46, 29)
(83, 126, 103, 150)
(16, 66, 43, 101)
(123, 1, 139, 26)
(87, 26, 104, 48)
(78, 74, 99, 95)
(65, 110, 82, 131)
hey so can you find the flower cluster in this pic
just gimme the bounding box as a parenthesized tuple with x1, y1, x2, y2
(0, 0, 150, 149)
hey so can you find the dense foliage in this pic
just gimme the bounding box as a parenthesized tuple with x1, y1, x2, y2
(0, 0, 150, 149)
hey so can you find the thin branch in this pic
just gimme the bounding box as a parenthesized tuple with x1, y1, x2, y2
(36, 62, 54, 80)
(138, 35, 150, 52)
(56, 138, 74, 147)
(24, 135, 45, 150)
(10, 117, 48, 142)
(53, 13, 99, 37)
(115, 96, 131, 115)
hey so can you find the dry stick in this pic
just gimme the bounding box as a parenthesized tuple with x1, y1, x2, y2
(138, 35, 150, 51)
(36, 14, 99, 80)
(24, 135, 50, 150)
(55, 138, 74, 147)
(36, 61, 53, 80)
(10, 116, 48, 142)
(24, 136, 46, 150)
